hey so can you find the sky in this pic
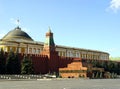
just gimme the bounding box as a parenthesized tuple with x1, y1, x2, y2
(0, 0, 120, 57)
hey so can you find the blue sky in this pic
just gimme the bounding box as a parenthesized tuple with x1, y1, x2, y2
(0, 0, 120, 57)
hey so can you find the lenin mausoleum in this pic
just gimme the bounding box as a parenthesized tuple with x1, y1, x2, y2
(0, 26, 109, 78)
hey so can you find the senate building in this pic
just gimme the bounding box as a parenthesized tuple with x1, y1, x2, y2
(0, 26, 110, 78)
(0, 26, 109, 60)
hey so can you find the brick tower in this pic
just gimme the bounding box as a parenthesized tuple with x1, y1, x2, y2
(40, 27, 59, 74)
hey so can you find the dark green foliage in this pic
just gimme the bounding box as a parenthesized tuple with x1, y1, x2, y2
(105, 61, 119, 74)
(85, 59, 120, 78)
(14, 52, 21, 74)
(6, 50, 15, 74)
(21, 56, 34, 74)
(90, 60, 120, 75)
(0, 48, 6, 74)
(6, 50, 21, 74)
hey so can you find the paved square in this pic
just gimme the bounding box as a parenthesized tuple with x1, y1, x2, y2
(0, 79, 120, 89)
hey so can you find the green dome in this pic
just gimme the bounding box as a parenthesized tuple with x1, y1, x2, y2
(2, 26, 33, 41)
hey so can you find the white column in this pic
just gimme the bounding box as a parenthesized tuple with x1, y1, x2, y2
(70, 51, 73, 57)
(19, 48, 21, 53)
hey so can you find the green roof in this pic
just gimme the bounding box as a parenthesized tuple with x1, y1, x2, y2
(2, 26, 33, 41)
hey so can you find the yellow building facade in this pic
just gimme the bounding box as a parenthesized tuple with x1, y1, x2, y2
(0, 26, 109, 60)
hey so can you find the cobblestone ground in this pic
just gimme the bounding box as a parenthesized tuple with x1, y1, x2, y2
(0, 79, 120, 89)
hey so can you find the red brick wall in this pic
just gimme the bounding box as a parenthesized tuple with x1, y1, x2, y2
(4, 52, 49, 74)
(4, 52, 87, 77)
(31, 55, 48, 74)
(58, 56, 73, 68)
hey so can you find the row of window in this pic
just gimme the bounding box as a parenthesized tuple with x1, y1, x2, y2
(0, 46, 109, 60)
(58, 51, 109, 60)
(22, 47, 43, 54)
(0, 46, 43, 54)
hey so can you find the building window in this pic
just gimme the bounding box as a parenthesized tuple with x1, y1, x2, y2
(64, 52, 66, 57)
(25, 48, 27, 53)
(76, 52, 80, 58)
(29, 48, 32, 54)
(10, 47, 12, 51)
(67, 51, 70, 57)
(33, 48, 36, 54)
(38, 49, 40, 53)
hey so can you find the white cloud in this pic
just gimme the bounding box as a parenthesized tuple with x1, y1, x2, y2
(109, 0, 120, 13)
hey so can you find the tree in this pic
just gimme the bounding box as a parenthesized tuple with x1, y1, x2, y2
(6, 50, 15, 74)
(21, 55, 34, 74)
(91, 60, 98, 67)
(116, 63, 120, 75)
(14, 52, 21, 74)
(6, 50, 21, 74)
(0, 48, 6, 74)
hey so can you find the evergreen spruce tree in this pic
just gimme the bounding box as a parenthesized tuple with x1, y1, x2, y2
(14, 51, 21, 74)
(117, 63, 120, 75)
(0, 48, 6, 74)
(6, 50, 21, 74)
(6, 50, 15, 74)
(21, 55, 34, 74)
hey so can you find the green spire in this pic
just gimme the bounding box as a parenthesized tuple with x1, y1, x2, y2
(48, 26, 51, 33)
(44, 27, 55, 46)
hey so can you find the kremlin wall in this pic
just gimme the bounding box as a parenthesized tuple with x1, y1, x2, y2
(0, 26, 115, 78)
